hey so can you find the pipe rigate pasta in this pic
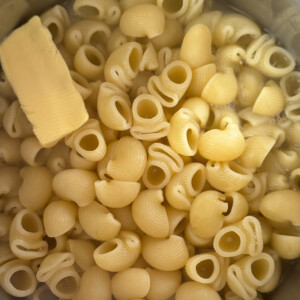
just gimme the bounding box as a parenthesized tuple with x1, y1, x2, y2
(132, 189, 169, 238)
(120, 0, 156, 10)
(46, 141, 70, 174)
(184, 223, 213, 248)
(166, 205, 188, 236)
(156, 46, 180, 75)
(271, 232, 300, 260)
(0, 166, 21, 198)
(279, 71, 300, 103)
(110, 206, 138, 232)
(209, 106, 241, 130)
(45, 234, 68, 254)
(284, 102, 300, 122)
(139, 43, 159, 72)
(107, 27, 129, 55)
(69, 70, 93, 100)
(141, 234, 189, 271)
(238, 108, 271, 127)
(120, 4, 165, 38)
(93, 230, 141, 272)
(0, 130, 20, 166)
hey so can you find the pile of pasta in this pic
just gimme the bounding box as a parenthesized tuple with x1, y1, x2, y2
(0, 0, 300, 299)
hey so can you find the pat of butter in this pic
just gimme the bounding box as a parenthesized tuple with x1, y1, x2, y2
(0, 16, 88, 147)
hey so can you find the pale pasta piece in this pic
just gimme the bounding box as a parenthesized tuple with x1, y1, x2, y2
(74, 0, 121, 25)
(130, 71, 152, 98)
(43, 200, 77, 237)
(213, 13, 261, 48)
(45, 234, 68, 254)
(146, 268, 181, 300)
(202, 69, 238, 105)
(120, 4, 165, 38)
(142, 234, 189, 271)
(0, 242, 14, 266)
(52, 169, 98, 207)
(166, 205, 188, 236)
(156, 46, 180, 75)
(130, 93, 170, 141)
(30, 284, 57, 300)
(9, 209, 48, 260)
(279, 71, 300, 103)
(65, 119, 106, 162)
(40, 5, 70, 44)
(290, 168, 300, 191)
(64, 19, 111, 54)
(93, 230, 141, 272)
(184, 223, 213, 248)
(95, 179, 140, 208)
(237, 67, 265, 107)
(74, 45, 105, 80)
(168, 108, 199, 156)
(69, 70, 93, 100)
(0, 259, 37, 297)
(104, 42, 143, 91)
(74, 266, 111, 300)
(139, 43, 159, 72)
(132, 189, 169, 238)
(179, 24, 212, 69)
(46, 141, 70, 174)
(213, 216, 263, 257)
(0, 96, 8, 128)
(209, 106, 240, 130)
(0, 130, 21, 165)
(239, 135, 276, 169)
(267, 172, 289, 191)
(3, 196, 24, 216)
(252, 80, 285, 116)
(110, 205, 138, 232)
(0, 166, 21, 198)
(69, 148, 97, 171)
(190, 190, 227, 238)
(100, 120, 119, 144)
(238, 108, 272, 127)
(107, 27, 129, 55)
(259, 189, 300, 226)
(165, 162, 206, 211)
(186, 63, 217, 97)
(271, 232, 300, 260)
(78, 201, 121, 241)
(256, 216, 272, 245)
(111, 268, 150, 300)
(0, 75, 15, 100)
(18, 166, 52, 211)
(20, 136, 51, 167)
(278, 119, 300, 146)
(98, 82, 133, 130)
(66, 239, 96, 271)
(2, 101, 32, 138)
(175, 281, 221, 300)
(120, 0, 156, 10)
(0, 213, 12, 240)
(285, 102, 300, 122)
(148, 60, 192, 108)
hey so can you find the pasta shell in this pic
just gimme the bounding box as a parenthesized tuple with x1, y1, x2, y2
(166, 205, 188, 236)
(184, 223, 213, 248)
(110, 205, 138, 232)
(175, 282, 221, 300)
(43, 200, 77, 237)
(271, 232, 300, 260)
(285, 102, 300, 122)
(279, 71, 300, 103)
(238, 108, 271, 127)
(157, 0, 190, 19)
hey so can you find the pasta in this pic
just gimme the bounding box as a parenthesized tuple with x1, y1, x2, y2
(0, 130, 21, 165)
(271, 232, 300, 260)
(0, 167, 21, 198)
(279, 71, 300, 103)
(139, 43, 159, 72)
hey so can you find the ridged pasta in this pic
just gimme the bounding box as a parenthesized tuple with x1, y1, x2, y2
(0, 130, 21, 165)
(156, 46, 180, 75)
(106, 27, 129, 54)
(279, 71, 300, 103)
(46, 141, 70, 174)
(120, 0, 156, 10)
(166, 205, 188, 236)
(271, 232, 300, 260)
(110, 205, 138, 232)
(238, 108, 271, 127)
(45, 234, 67, 254)
(184, 223, 213, 248)
(139, 43, 159, 72)
(3, 197, 24, 216)
(70, 70, 93, 100)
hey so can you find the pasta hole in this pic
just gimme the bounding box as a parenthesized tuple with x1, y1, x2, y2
(10, 270, 32, 290)
(79, 134, 99, 151)
(289, 107, 300, 116)
(98, 241, 118, 254)
(293, 175, 300, 190)
(77, 5, 99, 17)
(84, 48, 101, 66)
(270, 52, 290, 69)
(90, 31, 105, 47)
(167, 65, 187, 84)
(285, 74, 300, 97)
(186, 128, 197, 151)
(48, 23, 59, 40)
(44, 236, 57, 251)
(219, 231, 241, 252)
(162, 0, 183, 13)
(147, 166, 166, 186)
(21, 213, 40, 233)
(191, 169, 202, 191)
(237, 34, 253, 48)
(223, 196, 233, 217)
(129, 48, 140, 72)
(196, 259, 214, 279)
(56, 276, 77, 294)
(251, 259, 270, 281)
(137, 99, 158, 119)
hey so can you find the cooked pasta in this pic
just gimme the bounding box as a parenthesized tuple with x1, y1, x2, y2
(279, 71, 300, 103)
(139, 43, 159, 72)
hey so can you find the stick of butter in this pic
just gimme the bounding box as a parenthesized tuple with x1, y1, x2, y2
(0, 16, 88, 147)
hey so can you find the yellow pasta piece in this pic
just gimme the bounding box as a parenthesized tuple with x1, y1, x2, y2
(0, 16, 88, 147)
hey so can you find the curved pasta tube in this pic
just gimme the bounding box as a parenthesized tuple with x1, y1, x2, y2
(285, 102, 300, 122)
(110, 205, 138, 232)
(93, 231, 141, 272)
(213, 13, 261, 48)
(0, 259, 37, 297)
(216, 45, 245, 72)
(186, 63, 217, 97)
(64, 19, 111, 54)
(142, 234, 189, 271)
(0, 242, 14, 266)
(74, 0, 121, 26)
(148, 60, 192, 107)
(184, 223, 213, 248)
(107, 27, 129, 54)
(237, 67, 265, 107)
(175, 281, 221, 300)
(165, 162, 206, 211)
(69, 149, 97, 171)
(202, 69, 238, 105)
(111, 268, 150, 300)
(168, 108, 200, 156)
(98, 82, 132, 131)
(209, 106, 240, 130)
(40, 5, 70, 44)
(238, 108, 271, 127)
(120, 4, 165, 38)
(271, 232, 300, 260)
(43, 200, 77, 237)
(179, 24, 212, 69)
(52, 169, 98, 207)
(252, 81, 285, 116)
(0, 96, 9, 128)
(130, 93, 170, 141)
(166, 205, 188, 236)
(213, 216, 263, 257)
(279, 71, 300, 103)
(70, 70, 93, 100)
(95, 179, 140, 208)
(74, 266, 111, 300)
(46, 141, 70, 174)
(79, 201, 121, 241)
(190, 190, 227, 238)
(130, 71, 152, 98)
(146, 268, 181, 300)
(65, 119, 106, 161)
(45, 234, 67, 254)
(0, 130, 21, 165)
(0, 213, 12, 240)
(3, 197, 24, 216)
(104, 42, 143, 91)
(132, 189, 169, 238)
(278, 118, 300, 146)
(259, 189, 300, 226)
(9, 209, 48, 260)
(139, 43, 159, 72)
(0, 167, 21, 198)
(239, 135, 276, 170)
(18, 166, 52, 211)
(198, 117, 245, 161)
